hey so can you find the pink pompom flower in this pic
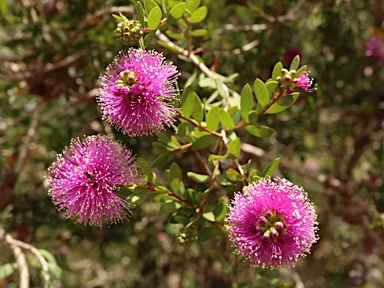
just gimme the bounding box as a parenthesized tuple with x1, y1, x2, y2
(225, 178, 319, 268)
(97, 48, 179, 137)
(48, 135, 143, 228)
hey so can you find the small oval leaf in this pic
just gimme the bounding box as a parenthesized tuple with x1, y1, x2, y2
(254, 78, 270, 107)
(147, 6, 162, 30)
(190, 6, 207, 23)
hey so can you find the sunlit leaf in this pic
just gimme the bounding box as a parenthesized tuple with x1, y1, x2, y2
(191, 29, 207, 37)
(245, 125, 275, 138)
(260, 157, 280, 177)
(206, 106, 220, 131)
(254, 78, 270, 107)
(289, 55, 300, 71)
(272, 62, 283, 82)
(240, 83, 253, 121)
(189, 6, 207, 23)
(227, 138, 240, 159)
(147, 6, 162, 30)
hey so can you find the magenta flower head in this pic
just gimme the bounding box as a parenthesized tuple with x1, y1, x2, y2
(47, 135, 143, 228)
(97, 48, 179, 137)
(365, 36, 384, 65)
(294, 71, 316, 92)
(225, 178, 318, 268)
(277, 69, 316, 93)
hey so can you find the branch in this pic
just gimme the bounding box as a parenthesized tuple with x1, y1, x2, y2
(14, 100, 46, 175)
(0, 227, 50, 288)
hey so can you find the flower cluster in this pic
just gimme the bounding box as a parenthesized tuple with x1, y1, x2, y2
(225, 178, 318, 268)
(97, 48, 179, 137)
(276, 69, 316, 93)
(47, 135, 142, 228)
(365, 36, 384, 65)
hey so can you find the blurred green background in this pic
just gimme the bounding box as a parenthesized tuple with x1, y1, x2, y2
(1, 0, 383, 287)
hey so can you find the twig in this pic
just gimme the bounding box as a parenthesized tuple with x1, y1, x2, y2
(3, 231, 30, 288)
(14, 100, 46, 175)
(0, 227, 50, 288)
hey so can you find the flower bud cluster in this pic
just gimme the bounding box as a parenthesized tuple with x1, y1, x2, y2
(177, 226, 198, 247)
(115, 20, 144, 45)
(255, 210, 287, 241)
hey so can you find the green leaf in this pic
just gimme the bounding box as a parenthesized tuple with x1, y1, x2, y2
(180, 86, 195, 117)
(245, 125, 275, 138)
(112, 14, 125, 22)
(240, 84, 253, 121)
(296, 65, 307, 77)
(191, 93, 203, 123)
(47, 262, 63, 280)
(177, 122, 195, 137)
(226, 168, 243, 181)
(202, 212, 215, 222)
(265, 92, 300, 114)
(213, 197, 227, 222)
(138, 157, 153, 183)
(248, 111, 258, 124)
(187, 172, 210, 183)
(160, 201, 179, 215)
(254, 78, 270, 107)
(260, 158, 280, 177)
(219, 109, 235, 129)
(145, 0, 159, 12)
(165, 30, 185, 40)
(272, 62, 283, 81)
(136, 1, 145, 26)
(198, 226, 219, 242)
(0, 0, 7, 16)
(151, 152, 171, 167)
(192, 135, 218, 149)
(206, 106, 220, 132)
(215, 79, 229, 98)
(173, 215, 190, 225)
(144, 30, 156, 46)
(227, 138, 240, 159)
(169, 162, 182, 193)
(276, 94, 294, 106)
(0, 263, 17, 280)
(171, 136, 181, 147)
(156, 131, 171, 144)
(128, 188, 149, 205)
(152, 142, 170, 151)
(168, 2, 186, 23)
(289, 55, 300, 71)
(266, 80, 279, 95)
(248, 170, 261, 183)
(147, 6, 162, 30)
(186, 0, 200, 12)
(189, 6, 207, 23)
(191, 29, 207, 37)
(209, 153, 227, 160)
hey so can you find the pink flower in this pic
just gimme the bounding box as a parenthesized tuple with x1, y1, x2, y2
(97, 48, 179, 137)
(225, 178, 319, 268)
(365, 36, 384, 64)
(48, 135, 142, 228)
(294, 71, 316, 92)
